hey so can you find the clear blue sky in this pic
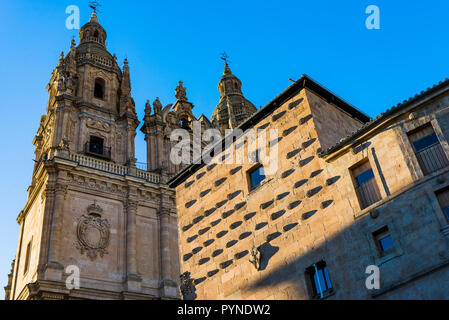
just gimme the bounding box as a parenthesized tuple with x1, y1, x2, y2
(1, 0, 448, 295)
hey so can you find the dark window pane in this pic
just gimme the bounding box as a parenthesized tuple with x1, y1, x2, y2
(251, 167, 266, 189)
(378, 235, 394, 251)
(323, 267, 333, 290)
(356, 169, 375, 186)
(443, 207, 449, 221)
(310, 263, 332, 298)
(89, 137, 104, 155)
(412, 133, 439, 152)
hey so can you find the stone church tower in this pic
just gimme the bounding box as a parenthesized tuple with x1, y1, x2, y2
(211, 63, 258, 135)
(6, 12, 180, 300)
(141, 81, 213, 177)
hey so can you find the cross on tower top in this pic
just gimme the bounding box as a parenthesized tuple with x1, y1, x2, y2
(89, 0, 102, 13)
(221, 52, 231, 65)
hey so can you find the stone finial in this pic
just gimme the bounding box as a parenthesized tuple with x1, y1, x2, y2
(223, 62, 232, 75)
(144, 100, 152, 116)
(175, 81, 188, 101)
(89, 11, 99, 24)
(58, 51, 64, 66)
(153, 98, 163, 115)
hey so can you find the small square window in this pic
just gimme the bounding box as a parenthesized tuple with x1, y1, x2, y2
(373, 226, 394, 253)
(436, 188, 449, 223)
(248, 165, 266, 191)
(306, 261, 333, 299)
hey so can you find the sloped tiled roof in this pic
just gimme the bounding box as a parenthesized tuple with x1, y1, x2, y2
(168, 74, 370, 188)
(319, 77, 449, 157)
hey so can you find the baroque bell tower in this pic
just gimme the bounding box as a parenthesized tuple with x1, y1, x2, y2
(211, 63, 258, 135)
(7, 11, 180, 300)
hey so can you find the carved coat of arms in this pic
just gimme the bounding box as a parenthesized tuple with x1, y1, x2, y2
(76, 203, 110, 260)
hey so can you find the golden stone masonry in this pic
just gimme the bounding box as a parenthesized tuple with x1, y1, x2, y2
(5, 10, 449, 300)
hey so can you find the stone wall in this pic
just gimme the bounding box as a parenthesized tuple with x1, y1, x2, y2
(175, 85, 449, 300)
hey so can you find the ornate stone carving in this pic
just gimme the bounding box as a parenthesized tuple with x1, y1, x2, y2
(75, 203, 110, 260)
(249, 245, 261, 271)
(180, 272, 195, 300)
(175, 81, 188, 101)
(87, 118, 111, 133)
(153, 98, 163, 115)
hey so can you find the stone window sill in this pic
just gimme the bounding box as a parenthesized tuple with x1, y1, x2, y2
(375, 247, 404, 267)
(313, 290, 335, 300)
(248, 178, 273, 197)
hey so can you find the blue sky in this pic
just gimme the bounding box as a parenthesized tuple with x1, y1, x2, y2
(1, 0, 448, 295)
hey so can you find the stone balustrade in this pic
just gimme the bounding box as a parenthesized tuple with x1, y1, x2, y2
(69, 153, 160, 184)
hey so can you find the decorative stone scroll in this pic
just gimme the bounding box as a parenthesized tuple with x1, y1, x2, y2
(75, 203, 110, 261)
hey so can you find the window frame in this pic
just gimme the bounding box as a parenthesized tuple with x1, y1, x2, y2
(247, 163, 266, 192)
(373, 226, 395, 255)
(350, 159, 382, 210)
(407, 124, 449, 176)
(23, 239, 32, 276)
(435, 187, 449, 224)
(306, 261, 334, 300)
(94, 78, 106, 100)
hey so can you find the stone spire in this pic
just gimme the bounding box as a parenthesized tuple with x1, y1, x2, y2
(79, 11, 107, 47)
(119, 58, 137, 118)
(211, 62, 258, 134)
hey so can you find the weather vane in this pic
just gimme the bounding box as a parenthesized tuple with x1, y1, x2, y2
(89, 0, 102, 13)
(221, 51, 231, 64)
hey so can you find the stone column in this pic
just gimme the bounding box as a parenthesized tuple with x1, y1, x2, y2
(144, 135, 151, 172)
(159, 208, 178, 299)
(156, 130, 164, 170)
(125, 200, 141, 292)
(45, 183, 67, 281)
(159, 208, 171, 280)
(78, 114, 88, 153)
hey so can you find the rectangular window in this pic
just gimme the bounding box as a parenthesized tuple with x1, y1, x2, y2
(436, 189, 449, 223)
(307, 261, 333, 299)
(408, 125, 449, 175)
(85, 136, 111, 160)
(352, 161, 382, 210)
(373, 226, 394, 253)
(248, 165, 266, 190)
(23, 240, 32, 275)
(89, 136, 104, 155)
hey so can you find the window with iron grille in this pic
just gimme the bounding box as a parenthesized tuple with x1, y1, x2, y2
(352, 161, 382, 210)
(436, 188, 449, 223)
(408, 125, 449, 175)
(306, 261, 333, 299)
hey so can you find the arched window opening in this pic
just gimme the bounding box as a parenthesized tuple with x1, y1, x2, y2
(94, 78, 105, 99)
(180, 118, 191, 130)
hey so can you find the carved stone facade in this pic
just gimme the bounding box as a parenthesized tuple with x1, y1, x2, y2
(211, 63, 258, 135)
(170, 75, 449, 300)
(6, 12, 181, 300)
